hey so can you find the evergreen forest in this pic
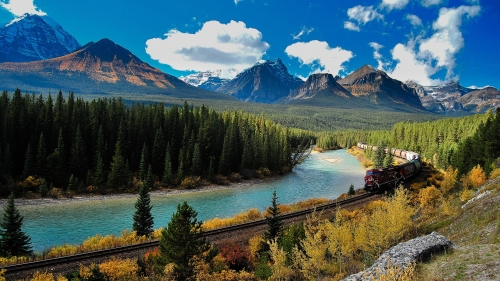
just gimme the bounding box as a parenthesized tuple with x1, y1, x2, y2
(0, 89, 307, 196)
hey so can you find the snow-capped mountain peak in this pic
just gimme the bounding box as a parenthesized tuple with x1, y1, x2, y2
(0, 13, 80, 62)
(180, 68, 238, 87)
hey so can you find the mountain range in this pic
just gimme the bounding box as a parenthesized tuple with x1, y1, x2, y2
(0, 14, 498, 114)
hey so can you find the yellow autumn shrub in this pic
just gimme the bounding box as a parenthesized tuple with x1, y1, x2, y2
(99, 258, 138, 281)
(30, 271, 67, 281)
(440, 166, 458, 195)
(418, 185, 442, 211)
(459, 188, 475, 202)
(468, 164, 487, 188)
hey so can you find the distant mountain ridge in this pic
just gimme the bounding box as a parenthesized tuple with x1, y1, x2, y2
(406, 80, 500, 113)
(215, 58, 304, 103)
(0, 13, 80, 62)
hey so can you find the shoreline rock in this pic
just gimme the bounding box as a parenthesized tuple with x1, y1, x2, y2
(343, 232, 455, 281)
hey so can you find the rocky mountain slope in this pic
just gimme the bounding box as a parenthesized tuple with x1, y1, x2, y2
(336, 65, 425, 110)
(406, 81, 500, 114)
(0, 38, 234, 100)
(215, 59, 303, 103)
(285, 73, 352, 101)
(0, 13, 80, 62)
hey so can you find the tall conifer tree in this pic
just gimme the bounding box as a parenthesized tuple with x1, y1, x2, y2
(0, 193, 32, 257)
(157, 201, 211, 280)
(263, 190, 283, 243)
(133, 179, 154, 237)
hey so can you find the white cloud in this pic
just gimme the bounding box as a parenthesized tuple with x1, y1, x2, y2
(388, 43, 442, 86)
(145, 20, 269, 72)
(420, 0, 443, 7)
(234, 0, 243, 5)
(285, 40, 354, 76)
(381, 0, 409, 10)
(419, 5, 481, 76)
(369, 42, 386, 70)
(345, 5, 383, 31)
(292, 26, 314, 40)
(387, 5, 481, 86)
(0, 0, 46, 17)
(344, 21, 360, 32)
(406, 14, 423, 26)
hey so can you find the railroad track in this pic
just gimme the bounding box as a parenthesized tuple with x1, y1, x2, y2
(1, 193, 375, 276)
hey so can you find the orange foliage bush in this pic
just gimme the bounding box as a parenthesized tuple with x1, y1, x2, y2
(17, 176, 43, 193)
(218, 242, 252, 271)
(181, 176, 201, 189)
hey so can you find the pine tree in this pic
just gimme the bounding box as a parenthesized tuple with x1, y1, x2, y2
(152, 128, 166, 177)
(348, 184, 355, 196)
(190, 143, 202, 176)
(207, 157, 215, 181)
(157, 201, 211, 280)
(0, 193, 32, 257)
(35, 133, 47, 177)
(139, 143, 148, 181)
(133, 180, 154, 237)
(93, 152, 106, 188)
(39, 179, 48, 197)
(372, 144, 385, 169)
(67, 174, 76, 194)
(177, 160, 184, 184)
(46, 128, 67, 187)
(22, 143, 35, 179)
(263, 191, 284, 243)
(383, 147, 393, 168)
(162, 145, 173, 186)
(107, 138, 128, 189)
(70, 125, 88, 181)
(145, 164, 154, 190)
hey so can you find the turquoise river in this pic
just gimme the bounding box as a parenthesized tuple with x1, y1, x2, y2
(15, 149, 366, 252)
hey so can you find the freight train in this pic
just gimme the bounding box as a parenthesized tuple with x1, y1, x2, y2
(356, 142, 421, 192)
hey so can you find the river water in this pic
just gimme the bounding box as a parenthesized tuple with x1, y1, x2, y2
(17, 149, 366, 252)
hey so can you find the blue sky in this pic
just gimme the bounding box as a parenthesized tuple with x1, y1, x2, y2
(0, 0, 499, 88)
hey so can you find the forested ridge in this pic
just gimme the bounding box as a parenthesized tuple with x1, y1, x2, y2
(0, 89, 306, 196)
(316, 108, 500, 174)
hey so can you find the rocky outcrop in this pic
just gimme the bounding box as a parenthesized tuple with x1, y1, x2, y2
(215, 59, 303, 103)
(287, 73, 351, 100)
(338, 65, 425, 110)
(343, 232, 455, 281)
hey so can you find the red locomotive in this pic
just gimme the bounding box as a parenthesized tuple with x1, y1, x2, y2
(357, 143, 421, 192)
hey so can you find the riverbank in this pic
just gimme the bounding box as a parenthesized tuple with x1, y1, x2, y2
(0, 177, 271, 208)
